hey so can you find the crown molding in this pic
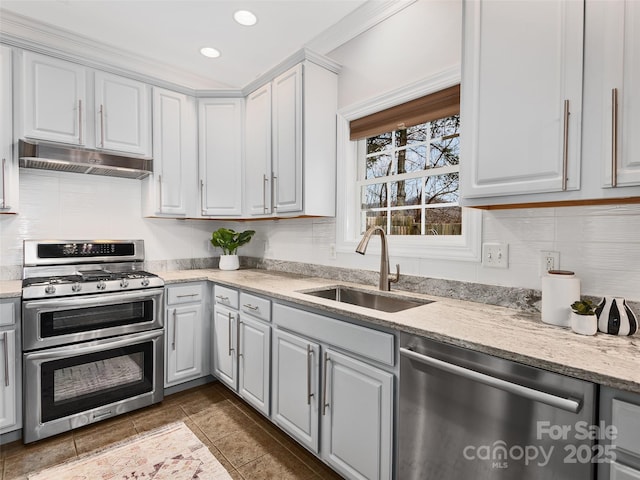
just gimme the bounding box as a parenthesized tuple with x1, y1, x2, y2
(306, 0, 418, 54)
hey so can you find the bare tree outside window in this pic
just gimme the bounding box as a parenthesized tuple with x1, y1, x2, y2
(359, 114, 461, 236)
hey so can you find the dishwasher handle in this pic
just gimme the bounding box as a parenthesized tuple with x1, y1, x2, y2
(400, 347, 582, 413)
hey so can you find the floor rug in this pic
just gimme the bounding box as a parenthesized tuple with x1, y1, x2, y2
(28, 421, 232, 480)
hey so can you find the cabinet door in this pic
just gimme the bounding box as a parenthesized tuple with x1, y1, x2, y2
(460, 0, 584, 201)
(272, 64, 303, 214)
(238, 315, 270, 416)
(199, 98, 243, 216)
(165, 304, 203, 386)
(602, 0, 640, 187)
(321, 348, 393, 480)
(244, 84, 273, 216)
(0, 329, 17, 432)
(146, 88, 197, 216)
(1, 45, 17, 213)
(212, 305, 238, 389)
(22, 51, 86, 145)
(272, 328, 320, 453)
(94, 71, 151, 156)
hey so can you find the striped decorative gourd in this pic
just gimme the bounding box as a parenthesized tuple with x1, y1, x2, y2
(595, 297, 638, 336)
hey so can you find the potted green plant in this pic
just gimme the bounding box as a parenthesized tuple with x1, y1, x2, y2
(570, 299, 597, 335)
(210, 228, 255, 270)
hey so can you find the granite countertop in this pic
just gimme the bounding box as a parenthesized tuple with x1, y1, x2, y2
(161, 268, 640, 394)
(4, 269, 639, 393)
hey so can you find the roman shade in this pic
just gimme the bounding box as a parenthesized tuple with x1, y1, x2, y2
(349, 84, 460, 140)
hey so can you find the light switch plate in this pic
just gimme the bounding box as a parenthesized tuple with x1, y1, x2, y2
(482, 242, 509, 268)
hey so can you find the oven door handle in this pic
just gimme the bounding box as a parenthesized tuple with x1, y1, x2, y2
(24, 330, 163, 361)
(23, 288, 164, 310)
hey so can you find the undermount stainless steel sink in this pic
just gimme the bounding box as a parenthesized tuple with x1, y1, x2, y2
(302, 286, 433, 313)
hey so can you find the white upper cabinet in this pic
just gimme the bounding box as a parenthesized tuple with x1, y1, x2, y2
(1, 45, 18, 213)
(244, 60, 338, 218)
(94, 71, 151, 156)
(22, 51, 87, 146)
(599, 0, 640, 188)
(21, 52, 151, 157)
(460, 0, 584, 204)
(272, 64, 303, 214)
(143, 87, 197, 217)
(245, 84, 273, 216)
(198, 98, 243, 217)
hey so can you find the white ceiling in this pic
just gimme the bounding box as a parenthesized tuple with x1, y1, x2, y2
(0, 0, 378, 90)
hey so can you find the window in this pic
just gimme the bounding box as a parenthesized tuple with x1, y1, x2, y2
(358, 115, 461, 236)
(336, 71, 481, 261)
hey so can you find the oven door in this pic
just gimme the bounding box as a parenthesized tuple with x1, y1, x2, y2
(23, 329, 164, 443)
(22, 288, 163, 350)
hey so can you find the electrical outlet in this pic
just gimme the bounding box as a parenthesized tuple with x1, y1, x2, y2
(482, 243, 509, 268)
(541, 251, 560, 273)
(329, 243, 336, 259)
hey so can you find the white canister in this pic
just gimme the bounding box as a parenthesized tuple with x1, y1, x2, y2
(541, 270, 581, 327)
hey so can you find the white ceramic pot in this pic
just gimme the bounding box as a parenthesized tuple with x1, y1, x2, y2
(219, 254, 240, 271)
(570, 312, 598, 336)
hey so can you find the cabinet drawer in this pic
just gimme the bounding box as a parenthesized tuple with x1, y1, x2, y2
(273, 303, 394, 366)
(240, 292, 271, 322)
(0, 300, 16, 326)
(612, 399, 640, 457)
(167, 284, 203, 305)
(214, 285, 239, 309)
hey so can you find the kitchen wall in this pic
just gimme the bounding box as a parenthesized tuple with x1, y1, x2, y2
(1, 0, 639, 303)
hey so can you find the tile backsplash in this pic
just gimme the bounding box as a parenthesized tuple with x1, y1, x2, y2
(2, 169, 640, 304)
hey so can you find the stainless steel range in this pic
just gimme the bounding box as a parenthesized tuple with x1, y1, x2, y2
(21, 239, 165, 443)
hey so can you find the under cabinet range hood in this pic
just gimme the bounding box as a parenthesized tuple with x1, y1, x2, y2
(18, 139, 153, 180)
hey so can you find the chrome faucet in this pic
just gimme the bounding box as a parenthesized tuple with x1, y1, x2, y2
(355, 226, 400, 291)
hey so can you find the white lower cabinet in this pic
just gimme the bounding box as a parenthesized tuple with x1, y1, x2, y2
(212, 286, 271, 416)
(0, 298, 21, 434)
(211, 303, 238, 388)
(321, 348, 393, 480)
(272, 328, 320, 453)
(165, 283, 208, 387)
(238, 316, 270, 415)
(272, 303, 394, 480)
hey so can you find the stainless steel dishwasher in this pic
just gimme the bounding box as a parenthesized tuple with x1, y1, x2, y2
(399, 333, 597, 479)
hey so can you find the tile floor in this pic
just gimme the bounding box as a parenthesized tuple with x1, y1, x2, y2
(0, 382, 344, 480)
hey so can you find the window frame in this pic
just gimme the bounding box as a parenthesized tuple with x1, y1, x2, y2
(335, 67, 482, 261)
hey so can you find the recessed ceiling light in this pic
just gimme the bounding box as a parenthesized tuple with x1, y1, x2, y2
(200, 47, 221, 58)
(234, 10, 257, 26)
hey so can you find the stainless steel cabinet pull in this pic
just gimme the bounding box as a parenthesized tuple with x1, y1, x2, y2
(562, 99, 570, 191)
(158, 175, 163, 209)
(99, 104, 105, 148)
(237, 320, 242, 358)
(2, 332, 8, 387)
(243, 303, 259, 311)
(263, 174, 268, 213)
(272, 173, 278, 211)
(1, 158, 6, 209)
(400, 347, 581, 413)
(216, 295, 229, 303)
(322, 352, 330, 415)
(176, 293, 198, 298)
(200, 179, 205, 214)
(172, 309, 177, 350)
(611, 88, 619, 188)
(306, 344, 314, 405)
(228, 313, 234, 356)
(78, 99, 83, 144)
